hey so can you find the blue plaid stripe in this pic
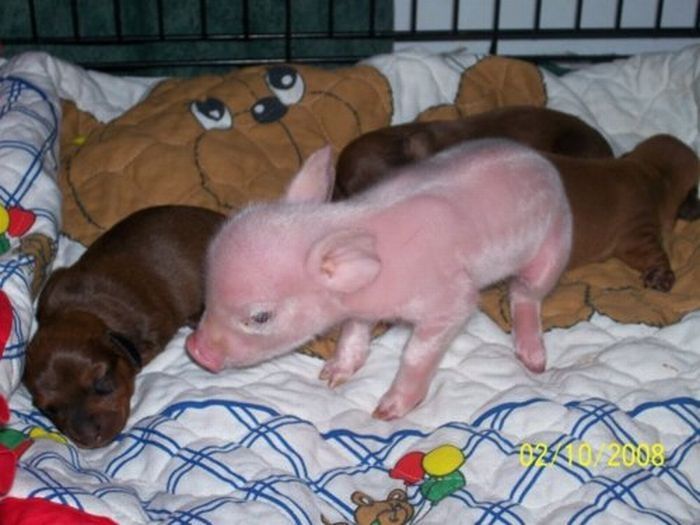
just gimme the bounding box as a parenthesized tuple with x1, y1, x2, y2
(107, 417, 184, 475)
(2, 304, 28, 360)
(474, 499, 525, 525)
(23, 464, 87, 509)
(472, 398, 548, 429)
(13, 395, 698, 524)
(0, 73, 59, 378)
(570, 470, 682, 525)
(166, 441, 247, 493)
(0, 256, 34, 289)
(0, 76, 59, 206)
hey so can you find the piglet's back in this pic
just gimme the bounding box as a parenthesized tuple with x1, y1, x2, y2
(359, 139, 570, 287)
(363, 139, 564, 207)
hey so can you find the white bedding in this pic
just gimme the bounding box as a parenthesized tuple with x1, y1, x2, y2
(1, 47, 699, 524)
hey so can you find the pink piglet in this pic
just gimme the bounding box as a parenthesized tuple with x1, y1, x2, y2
(186, 139, 572, 420)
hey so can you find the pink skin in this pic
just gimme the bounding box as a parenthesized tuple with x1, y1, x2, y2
(186, 140, 572, 419)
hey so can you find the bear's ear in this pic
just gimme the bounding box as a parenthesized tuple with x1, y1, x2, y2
(306, 230, 381, 294)
(387, 489, 408, 501)
(284, 145, 335, 204)
(350, 491, 374, 507)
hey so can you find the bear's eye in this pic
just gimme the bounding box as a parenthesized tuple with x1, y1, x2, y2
(190, 97, 233, 130)
(265, 66, 304, 106)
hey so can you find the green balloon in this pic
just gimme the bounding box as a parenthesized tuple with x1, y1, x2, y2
(0, 428, 27, 449)
(420, 469, 466, 504)
(0, 234, 9, 256)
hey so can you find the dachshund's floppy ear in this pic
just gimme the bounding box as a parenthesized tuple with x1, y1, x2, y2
(36, 267, 70, 320)
(108, 332, 143, 370)
(677, 188, 700, 220)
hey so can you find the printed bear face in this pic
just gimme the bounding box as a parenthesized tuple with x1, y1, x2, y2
(352, 489, 415, 525)
(59, 63, 392, 245)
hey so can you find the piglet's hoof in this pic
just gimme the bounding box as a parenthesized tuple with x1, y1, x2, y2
(643, 267, 675, 292)
(515, 339, 546, 374)
(372, 403, 403, 421)
(319, 360, 354, 388)
(373, 388, 425, 420)
(516, 352, 546, 374)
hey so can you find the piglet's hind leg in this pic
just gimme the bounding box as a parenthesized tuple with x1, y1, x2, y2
(510, 217, 571, 373)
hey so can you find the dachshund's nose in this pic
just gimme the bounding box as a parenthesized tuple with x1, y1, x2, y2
(71, 417, 103, 448)
(250, 96, 287, 123)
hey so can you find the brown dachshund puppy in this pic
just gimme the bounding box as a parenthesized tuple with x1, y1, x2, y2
(24, 205, 224, 448)
(337, 109, 700, 290)
(549, 134, 700, 290)
(334, 105, 614, 198)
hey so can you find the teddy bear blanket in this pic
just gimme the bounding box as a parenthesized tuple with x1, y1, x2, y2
(1, 48, 699, 524)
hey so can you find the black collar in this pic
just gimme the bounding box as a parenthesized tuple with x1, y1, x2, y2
(108, 332, 143, 370)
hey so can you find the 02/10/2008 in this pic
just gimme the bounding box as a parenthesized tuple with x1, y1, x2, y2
(519, 441, 665, 468)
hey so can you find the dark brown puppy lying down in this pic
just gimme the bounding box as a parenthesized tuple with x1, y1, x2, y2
(335, 107, 700, 290)
(334, 105, 614, 199)
(24, 205, 224, 448)
(551, 134, 700, 290)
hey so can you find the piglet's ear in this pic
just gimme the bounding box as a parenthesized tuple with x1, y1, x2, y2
(306, 230, 381, 293)
(284, 145, 335, 203)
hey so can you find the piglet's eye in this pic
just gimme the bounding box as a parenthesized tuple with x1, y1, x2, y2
(250, 311, 272, 325)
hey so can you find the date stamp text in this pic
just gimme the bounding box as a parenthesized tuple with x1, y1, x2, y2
(519, 441, 666, 468)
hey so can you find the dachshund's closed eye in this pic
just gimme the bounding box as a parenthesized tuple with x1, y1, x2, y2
(93, 373, 116, 396)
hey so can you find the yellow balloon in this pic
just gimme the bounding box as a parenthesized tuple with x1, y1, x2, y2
(422, 444, 465, 477)
(29, 427, 69, 445)
(0, 207, 8, 235)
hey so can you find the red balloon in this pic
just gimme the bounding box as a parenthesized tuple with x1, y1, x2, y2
(0, 291, 11, 360)
(389, 451, 426, 485)
(7, 206, 36, 237)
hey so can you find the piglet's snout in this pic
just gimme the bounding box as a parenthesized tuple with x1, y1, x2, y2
(186, 327, 225, 372)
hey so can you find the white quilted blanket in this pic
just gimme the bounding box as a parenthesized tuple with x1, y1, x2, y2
(1, 46, 699, 524)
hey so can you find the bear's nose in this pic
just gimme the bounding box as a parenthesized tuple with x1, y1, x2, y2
(250, 96, 287, 123)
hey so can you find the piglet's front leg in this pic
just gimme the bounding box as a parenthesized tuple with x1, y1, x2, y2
(373, 291, 476, 420)
(320, 320, 372, 388)
(373, 321, 465, 420)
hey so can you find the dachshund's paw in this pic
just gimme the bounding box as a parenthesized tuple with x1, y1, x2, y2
(643, 267, 675, 292)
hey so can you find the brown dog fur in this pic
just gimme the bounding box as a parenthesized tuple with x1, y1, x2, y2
(335, 107, 700, 291)
(334, 105, 614, 199)
(24, 205, 224, 448)
(549, 134, 700, 289)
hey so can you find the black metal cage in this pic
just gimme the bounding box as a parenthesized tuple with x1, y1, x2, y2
(1, 0, 699, 75)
